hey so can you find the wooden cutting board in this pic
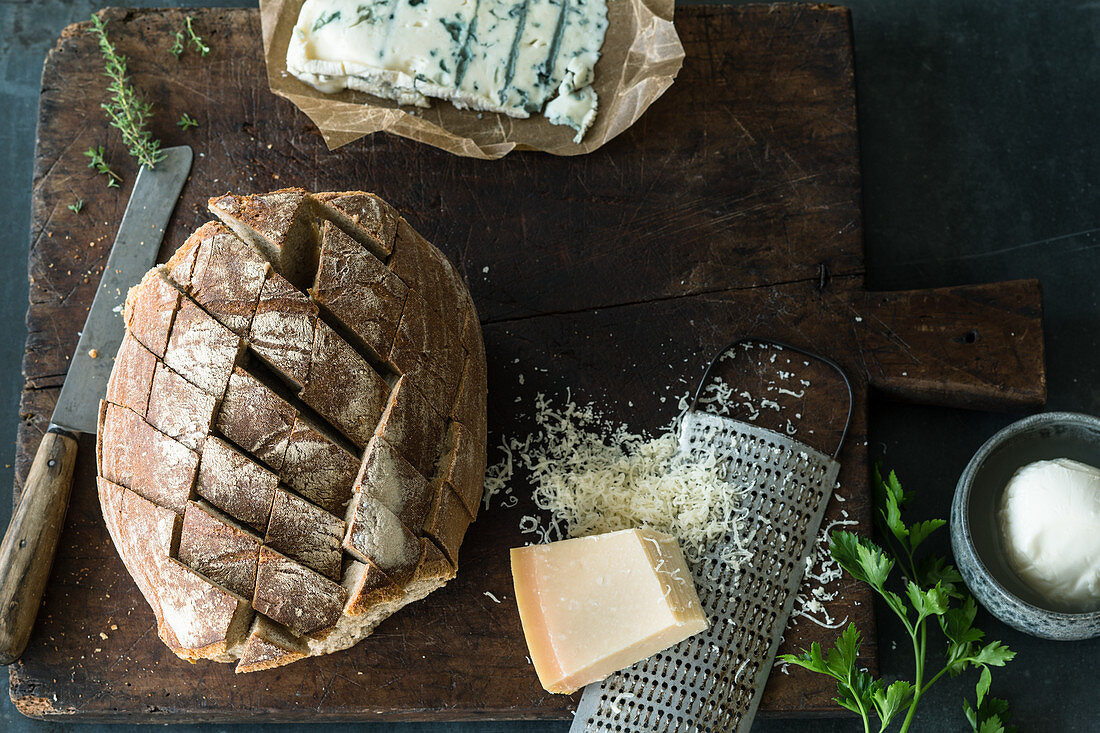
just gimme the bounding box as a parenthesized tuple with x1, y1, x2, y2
(10, 4, 1045, 721)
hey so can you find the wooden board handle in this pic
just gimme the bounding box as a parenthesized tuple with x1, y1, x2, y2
(0, 430, 77, 665)
(847, 279, 1046, 410)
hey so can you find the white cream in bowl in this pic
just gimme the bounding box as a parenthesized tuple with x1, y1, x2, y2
(998, 458, 1100, 612)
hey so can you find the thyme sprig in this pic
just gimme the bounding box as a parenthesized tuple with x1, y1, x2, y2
(185, 17, 210, 56)
(171, 17, 209, 58)
(177, 113, 199, 131)
(170, 30, 184, 58)
(68, 199, 84, 214)
(83, 146, 122, 188)
(88, 15, 164, 170)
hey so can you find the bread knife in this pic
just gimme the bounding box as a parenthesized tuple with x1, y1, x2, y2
(0, 146, 192, 664)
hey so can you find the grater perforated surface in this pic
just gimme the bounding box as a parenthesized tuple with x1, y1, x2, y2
(570, 409, 840, 733)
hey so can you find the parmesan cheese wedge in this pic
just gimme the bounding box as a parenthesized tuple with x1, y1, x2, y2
(510, 528, 708, 694)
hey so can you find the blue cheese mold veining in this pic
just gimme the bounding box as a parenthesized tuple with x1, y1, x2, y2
(286, 0, 610, 142)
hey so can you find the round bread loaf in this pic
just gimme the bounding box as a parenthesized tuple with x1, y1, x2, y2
(96, 189, 486, 672)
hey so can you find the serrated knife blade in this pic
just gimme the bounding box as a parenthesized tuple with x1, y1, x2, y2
(0, 145, 192, 665)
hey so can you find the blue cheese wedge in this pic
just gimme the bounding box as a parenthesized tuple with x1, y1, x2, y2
(286, 0, 609, 141)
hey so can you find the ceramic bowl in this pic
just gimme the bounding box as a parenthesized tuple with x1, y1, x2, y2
(951, 411, 1100, 641)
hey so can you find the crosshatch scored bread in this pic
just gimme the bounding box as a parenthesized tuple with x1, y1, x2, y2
(96, 189, 487, 672)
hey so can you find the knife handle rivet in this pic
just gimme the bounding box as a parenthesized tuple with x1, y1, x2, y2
(47, 460, 56, 468)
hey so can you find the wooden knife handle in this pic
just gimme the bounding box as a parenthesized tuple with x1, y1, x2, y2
(0, 429, 78, 665)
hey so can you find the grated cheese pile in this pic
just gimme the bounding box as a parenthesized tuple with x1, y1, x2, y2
(484, 343, 862, 632)
(483, 392, 750, 564)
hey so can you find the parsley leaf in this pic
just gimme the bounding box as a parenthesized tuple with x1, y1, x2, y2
(906, 581, 950, 622)
(970, 641, 1016, 668)
(830, 530, 894, 590)
(780, 624, 880, 723)
(907, 518, 946, 554)
(965, 667, 1018, 733)
(916, 555, 965, 597)
(872, 680, 914, 728)
(940, 596, 983, 647)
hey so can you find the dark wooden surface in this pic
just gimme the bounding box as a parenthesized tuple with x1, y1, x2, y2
(9, 4, 1044, 721)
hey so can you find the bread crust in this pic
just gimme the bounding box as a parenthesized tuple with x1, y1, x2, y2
(146, 362, 218, 451)
(390, 288, 465, 409)
(391, 218, 466, 321)
(265, 488, 345, 580)
(195, 435, 279, 533)
(253, 546, 347, 637)
(98, 190, 486, 672)
(105, 334, 157, 417)
(314, 191, 399, 259)
(300, 321, 389, 450)
(182, 222, 270, 335)
(356, 435, 433, 533)
(124, 269, 180, 358)
(423, 480, 474, 566)
(235, 615, 309, 673)
(435, 421, 485, 519)
(99, 402, 198, 516)
(118, 488, 252, 662)
(376, 375, 447, 480)
(209, 188, 320, 290)
(311, 220, 407, 360)
(343, 494, 423, 586)
(249, 271, 318, 389)
(178, 501, 263, 599)
(215, 367, 297, 472)
(163, 298, 242, 398)
(280, 415, 359, 514)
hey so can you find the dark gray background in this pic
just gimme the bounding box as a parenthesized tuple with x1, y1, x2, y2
(1, 0, 1097, 730)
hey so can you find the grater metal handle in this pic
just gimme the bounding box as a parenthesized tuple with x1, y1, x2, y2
(688, 337, 853, 459)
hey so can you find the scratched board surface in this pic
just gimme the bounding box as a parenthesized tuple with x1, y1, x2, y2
(11, 5, 1044, 721)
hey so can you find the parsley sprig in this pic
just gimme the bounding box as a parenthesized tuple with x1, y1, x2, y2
(779, 464, 1016, 733)
(88, 15, 163, 170)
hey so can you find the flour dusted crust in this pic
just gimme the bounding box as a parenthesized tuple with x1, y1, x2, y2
(97, 189, 486, 672)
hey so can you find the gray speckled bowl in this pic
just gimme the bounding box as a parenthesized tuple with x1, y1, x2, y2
(951, 412, 1100, 641)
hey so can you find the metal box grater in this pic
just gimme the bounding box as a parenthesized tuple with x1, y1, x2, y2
(570, 339, 851, 733)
